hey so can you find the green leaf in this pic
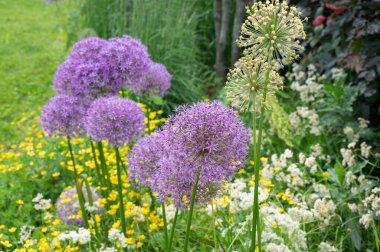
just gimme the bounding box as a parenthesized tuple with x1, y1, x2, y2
(151, 96, 163, 106)
(334, 162, 346, 186)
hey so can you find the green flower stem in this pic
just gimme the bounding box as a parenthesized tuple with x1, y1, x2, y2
(251, 60, 272, 252)
(84, 177, 102, 243)
(212, 203, 218, 251)
(183, 167, 201, 252)
(97, 141, 112, 191)
(115, 147, 127, 239)
(67, 137, 90, 229)
(90, 140, 106, 190)
(168, 209, 179, 252)
(162, 203, 169, 251)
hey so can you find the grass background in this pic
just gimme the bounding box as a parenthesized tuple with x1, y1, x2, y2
(0, 0, 66, 144)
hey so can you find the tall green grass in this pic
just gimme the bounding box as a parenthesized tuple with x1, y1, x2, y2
(80, 0, 216, 108)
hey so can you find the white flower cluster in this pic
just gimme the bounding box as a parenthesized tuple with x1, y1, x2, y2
(108, 228, 126, 248)
(359, 187, 380, 229)
(58, 228, 91, 244)
(318, 242, 339, 252)
(289, 106, 321, 136)
(97, 246, 118, 252)
(157, 204, 178, 222)
(18, 226, 34, 244)
(85, 201, 101, 213)
(288, 64, 325, 103)
(32, 193, 51, 211)
(331, 68, 347, 80)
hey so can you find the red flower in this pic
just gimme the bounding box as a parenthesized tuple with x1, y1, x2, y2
(312, 15, 326, 27)
(326, 3, 345, 16)
(326, 3, 337, 9)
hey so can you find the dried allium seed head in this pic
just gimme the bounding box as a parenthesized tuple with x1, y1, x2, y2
(226, 57, 283, 111)
(238, 0, 306, 67)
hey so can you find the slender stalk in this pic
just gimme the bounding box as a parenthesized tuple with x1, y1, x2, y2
(168, 209, 179, 252)
(115, 147, 127, 237)
(67, 137, 90, 229)
(212, 203, 218, 251)
(251, 61, 272, 252)
(90, 140, 106, 189)
(84, 177, 102, 243)
(97, 141, 112, 190)
(183, 167, 201, 252)
(162, 203, 169, 251)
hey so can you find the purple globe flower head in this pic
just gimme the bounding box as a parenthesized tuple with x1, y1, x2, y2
(70, 62, 120, 103)
(128, 132, 165, 187)
(101, 35, 151, 89)
(154, 101, 250, 208)
(85, 97, 145, 147)
(130, 62, 172, 97)
(53, 60, 76, 96)
(40, 95, 86, 138)
(56, 186, 102, 226)
(68, 36, 108, 63)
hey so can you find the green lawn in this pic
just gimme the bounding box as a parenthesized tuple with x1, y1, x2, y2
(0, 0, 67, 144)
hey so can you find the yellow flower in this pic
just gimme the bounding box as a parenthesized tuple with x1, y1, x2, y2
(9, 227, 17, 233)
(323, 171, 329, 178)
(0, 240, 12, 247)
(52, 172, 60, 177)
(16, 199, 24, 205)
(41, 227, 48, 232)
(137, 241, 144, 248)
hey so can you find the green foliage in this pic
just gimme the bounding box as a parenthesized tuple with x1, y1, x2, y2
(0, 0, 66, 143)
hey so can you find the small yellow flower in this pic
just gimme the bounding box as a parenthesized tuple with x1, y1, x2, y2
(16, 199, 24, 205)
(52, 172, 60, 177)
(41, 227, 48, 232)
(323, 171, 329, 178)
(9, 227, 17, 233)
(137, 241, 144, 248)
(0, 240, 12, 248)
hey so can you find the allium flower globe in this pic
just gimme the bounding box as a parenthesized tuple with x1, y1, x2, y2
(85, 97, 145, 147)
(53, 60, 76, 95)
(56, 186, 101, 226)
(68, 36, 107, 63)
(40, 95, 86, 137)
(154, 101, 250, 207)
(130, 62, 172, 97)
(101, 35, 151, 88)
(128, 132, 164, 187)
(238, 0, 306, 66)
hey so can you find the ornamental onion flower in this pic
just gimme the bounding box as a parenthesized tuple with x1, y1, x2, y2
(238, 0, 306, 67)
(128, 132, 164, 187)
(40, 95, 86, 137)
(153, 101, 250, 208)
(130, 62, 172, 97)
(84, 97, 145, 147)
(56, 186, 101, 226)
(68, 36, 108, 63)
(226, 57, 282, 111)
(101, 35, 151, 89)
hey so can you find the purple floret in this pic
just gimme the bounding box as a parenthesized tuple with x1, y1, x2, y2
(84, 97, 145, 147)
(130, 62, 172, 97)
(56, 186, 101, 226)
(40, 95, 86, 138)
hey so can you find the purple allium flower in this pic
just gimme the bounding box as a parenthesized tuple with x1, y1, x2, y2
(101, 35, 151, 88)
(130, 62, 172, 97)
(128, 132, 164, 187)
(85, 97, 145, 147)
(153, 101, 250, 208)
(40, 95, 86, 137)
(68, 37, 107, 63)
(53, 60, 76, 95)
(56, 186, 101, 226)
